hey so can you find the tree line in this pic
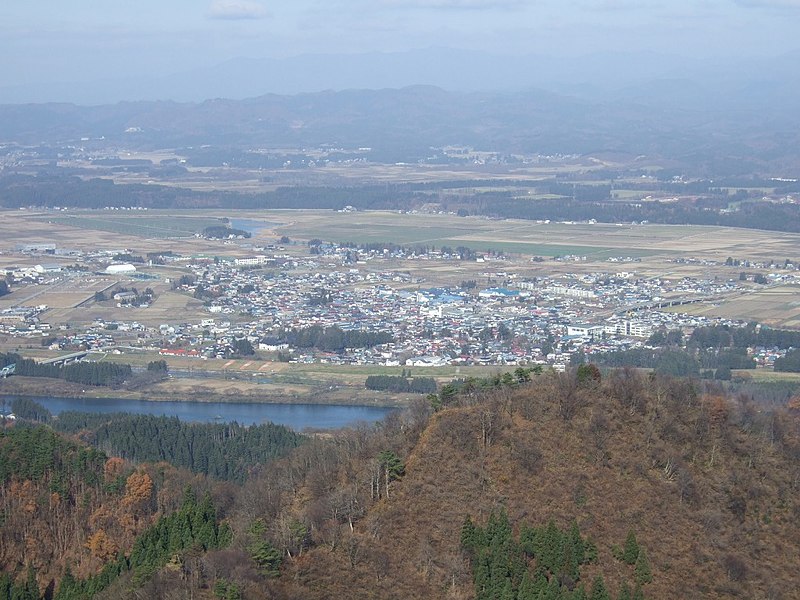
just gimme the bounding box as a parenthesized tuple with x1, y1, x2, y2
(282, 325, 393, 353)
(5, 173, 800, 234)
(202, 225, 251, 239)
(365, 375, 437, 394)
(689, 324, 800, 351)
(51, 411, 303, 483)
(1, 353, 132, 387)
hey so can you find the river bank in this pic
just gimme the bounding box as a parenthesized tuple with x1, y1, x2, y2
(0, 376, 411, 408)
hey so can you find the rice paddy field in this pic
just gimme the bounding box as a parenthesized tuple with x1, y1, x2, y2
(33, 214, 225, 239)
(3, 208, 800, 329)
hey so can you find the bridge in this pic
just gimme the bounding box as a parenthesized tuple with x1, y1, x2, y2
(618, 296, 722, 315)
(0, 363, 15, 378)
(37, 351, 89, 366)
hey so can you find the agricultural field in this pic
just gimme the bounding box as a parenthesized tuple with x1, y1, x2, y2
(7, 209, 800, 266)
(33, 214, 225, 239)
(675, 284, 800, 328)
(270, 210, 800, 262)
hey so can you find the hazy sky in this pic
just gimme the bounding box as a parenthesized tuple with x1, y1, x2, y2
(2, 0, 799, 89)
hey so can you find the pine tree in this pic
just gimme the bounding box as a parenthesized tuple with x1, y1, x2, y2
(543, 576, 564, 600)
(569, 520, 586, 564)
(517, 571, 536, 600)
(558, 532, 580, 588)
(54, 567, 80, 600)
(572, 585, 587, 600)
(500, 578, 515, 600)
(617, 582, 632, 600)
(542, 519, 563, 573)
(632, 584, 645, 600)
(589, 575, 611, 600)
(634, 549, 653, 585)
(461, 515, 479, 551)
(250, 540, 283, 577)
(622, 530, 639, 565)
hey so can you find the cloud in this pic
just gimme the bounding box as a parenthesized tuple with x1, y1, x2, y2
(208, 1, 269, 20)
(378, 0, 524, 9)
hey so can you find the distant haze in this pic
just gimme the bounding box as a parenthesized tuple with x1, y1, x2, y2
(2, 0, 800, 104)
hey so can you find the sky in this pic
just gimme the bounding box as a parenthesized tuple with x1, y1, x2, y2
(1, 0, 799, 99)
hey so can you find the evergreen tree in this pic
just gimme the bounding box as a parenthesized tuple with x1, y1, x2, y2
(617, 582, 632, 600)
(517, 572, 536, 600)
(634, 549, 653, 585)
(54, 567, 79, 600)
(543, 576, 564, 600)
(569, 521, 586, 565)
(589, 575, 611, 600)
(558, 531, 580, 588)
(461, 515, 479, 551)
(249, 540, 283, 577)
(541, 519, 563, 574)
(622, 530, 640, 565)
(572, 586, 587, 600)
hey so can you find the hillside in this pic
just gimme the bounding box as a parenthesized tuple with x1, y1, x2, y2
(243, 370, 800, 599)
(2, 370, 799, 599)
(0, 425, 217, 589)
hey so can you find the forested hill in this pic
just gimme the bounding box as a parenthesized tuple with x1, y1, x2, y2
(0, 424, 226, 594)
(54, 412, 304, 482)
(1, 86, 799, 171)
(226, 369, 800, 599)
(2, 371, 800, 599)
(9, 399, 304, 483)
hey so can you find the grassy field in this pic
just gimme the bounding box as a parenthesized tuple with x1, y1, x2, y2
(34, 214, 225, 239)
(733, 369, 800, 383)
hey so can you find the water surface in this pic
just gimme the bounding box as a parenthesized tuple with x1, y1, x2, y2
(2, 396, 393, 431)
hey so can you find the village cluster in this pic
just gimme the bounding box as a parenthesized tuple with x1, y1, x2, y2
(3, 239, 796, 371)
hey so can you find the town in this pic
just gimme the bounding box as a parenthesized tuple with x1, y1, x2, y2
(3, 226, 798, 381)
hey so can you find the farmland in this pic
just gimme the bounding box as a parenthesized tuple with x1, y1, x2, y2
(33, 214, 225, 239)
(674, 284, 800, 328)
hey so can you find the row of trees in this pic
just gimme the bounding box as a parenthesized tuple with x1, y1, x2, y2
(282, 325, 393, 353)
(1, 353, 132, 386)
(478, 192, 800, 233)
(688, 324, 800, 351)
(365, 375, 437, 394)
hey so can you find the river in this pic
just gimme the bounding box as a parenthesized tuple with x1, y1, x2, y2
(1, 396, 394, 431)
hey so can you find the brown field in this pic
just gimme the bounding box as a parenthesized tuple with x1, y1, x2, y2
(674, 284, 800, 327)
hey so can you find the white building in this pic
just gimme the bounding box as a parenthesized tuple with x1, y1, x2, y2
(105, 263, 137, 274)
(604, 320, 653, 338)
(567, 324, 605, 338)
(234, 256, 273, 266)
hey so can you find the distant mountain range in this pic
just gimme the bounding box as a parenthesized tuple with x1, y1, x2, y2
(2, 46, 800, 110)
(1, 80, 798, 175)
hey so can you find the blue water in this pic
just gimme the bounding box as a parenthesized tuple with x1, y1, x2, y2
(229, 219, 279, 235)
(2, 396, 394, 431)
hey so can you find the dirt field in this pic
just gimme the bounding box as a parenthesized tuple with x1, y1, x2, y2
(675, 284, 800, 328)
